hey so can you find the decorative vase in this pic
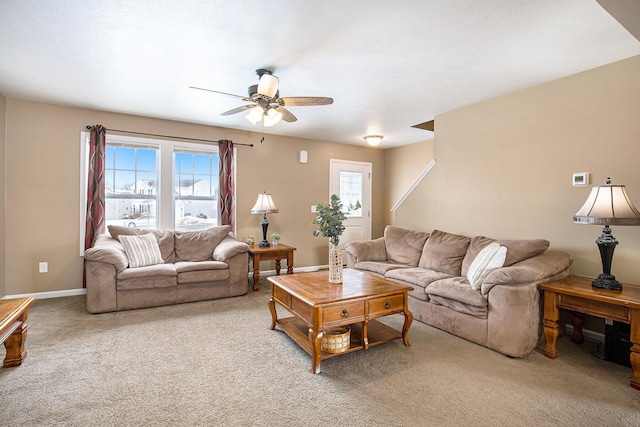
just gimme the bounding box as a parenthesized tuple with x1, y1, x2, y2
(328, 245, 343, 284)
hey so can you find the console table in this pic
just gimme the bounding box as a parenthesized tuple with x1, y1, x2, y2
(247, 244, 296, 291)
(0, 296, 35, 367)
(539, 276, 640, 390)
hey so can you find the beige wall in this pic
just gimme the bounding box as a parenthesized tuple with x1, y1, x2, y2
(395, 55, 640, 285)
(384, 139, 434, 227)
(3, 99, 385, 295)
(0, 93, 5, 297)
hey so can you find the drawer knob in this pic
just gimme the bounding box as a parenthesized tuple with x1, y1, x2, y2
(384, 300, 391, 309)
(342, 309, 349, 317)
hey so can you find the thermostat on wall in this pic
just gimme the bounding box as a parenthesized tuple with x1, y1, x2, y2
(572, 172, 589, 187)
(298, 150, 308, 164)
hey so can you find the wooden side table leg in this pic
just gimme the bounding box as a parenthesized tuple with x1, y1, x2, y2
(275, 259, 281, 276)
(287, 253, 294, 275)
(629, 309, 640, 390)
(3, 319, 28, 368)
(570, 312, 584, 343)
(543, 290, 560, 359)
(252, 254, 260, 291)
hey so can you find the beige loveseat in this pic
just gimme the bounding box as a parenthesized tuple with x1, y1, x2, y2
(84, 225, 249, 313)
(345, 226, 574, 357)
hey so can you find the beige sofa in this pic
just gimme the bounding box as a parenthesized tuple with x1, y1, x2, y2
(84, 225, 249, 313)
(345, 226, 574, 357)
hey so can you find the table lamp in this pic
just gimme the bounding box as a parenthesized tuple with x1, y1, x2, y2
(251, 191, 279, 247)
(573, 177, 640, 290)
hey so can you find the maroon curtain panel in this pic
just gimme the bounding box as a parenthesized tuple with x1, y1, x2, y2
(85, 125, 106, 252)
(218, 140, 235, 232)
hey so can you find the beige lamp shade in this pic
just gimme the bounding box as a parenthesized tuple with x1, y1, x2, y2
(573, 183, 640, 225)
(251, 192, 279, 214)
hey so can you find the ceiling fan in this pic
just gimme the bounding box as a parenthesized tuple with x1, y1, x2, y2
(190, 69, 333, 126)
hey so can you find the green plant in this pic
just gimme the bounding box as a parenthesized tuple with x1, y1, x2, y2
(269, 233, 280, 240)
(312, 194, 361, 247)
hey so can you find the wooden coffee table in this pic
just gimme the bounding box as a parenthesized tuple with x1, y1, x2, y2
(268, 269, 413, 374)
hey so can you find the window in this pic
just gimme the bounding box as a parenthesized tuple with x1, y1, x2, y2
(105, 144, 159, 229)
(80, 132, 225, 254)
(174, 150, 218, 231)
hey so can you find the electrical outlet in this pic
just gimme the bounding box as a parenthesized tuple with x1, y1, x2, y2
(39, 262, 48, 273)
(311, 205, 317, 213)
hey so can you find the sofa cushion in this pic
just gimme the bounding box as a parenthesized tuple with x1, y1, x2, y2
(425, 277, 487, 308)
(175, 261, 229, 273)
(118, 233, 164, 268)
(353, 261, 409, 276)
(108, 225, 176, 263)
(116, 264, 177, 291)
(385, 267, 453, 290)
(498, 239, 549, 267)
(384, 226, 429, 267)
(466, 243, 507, 290)
(428, 295, 488, 318)
(418, 230, 471, 276)
(345, 237, 387, 262)
(461, 236, 550, 273)
(174, 226, 232, 262)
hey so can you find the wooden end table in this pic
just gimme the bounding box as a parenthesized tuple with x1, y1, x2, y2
(539, 276, 640, 390)
(247, 243, 296, 291)
(0, 296, 35, 367)
(268, 269, 413, 374)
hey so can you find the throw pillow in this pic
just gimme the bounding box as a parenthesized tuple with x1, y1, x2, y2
(118, 233, 164, 268)
(466, 242, 507, 290)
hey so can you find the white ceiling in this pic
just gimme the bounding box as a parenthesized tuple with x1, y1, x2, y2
(1, 1, 639, 148)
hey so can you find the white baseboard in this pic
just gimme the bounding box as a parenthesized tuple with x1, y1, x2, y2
(564, 323, 605, 343)
(2, 288, 87, 300)
(251, 265, 327, 278)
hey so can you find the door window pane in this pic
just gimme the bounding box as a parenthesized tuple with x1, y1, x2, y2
(339, 171, 363, 217)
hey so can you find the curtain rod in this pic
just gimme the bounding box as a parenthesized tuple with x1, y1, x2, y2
(85, 126, 253, 147)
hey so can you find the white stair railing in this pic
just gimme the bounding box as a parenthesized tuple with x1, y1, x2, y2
(390, 159, 436, 212)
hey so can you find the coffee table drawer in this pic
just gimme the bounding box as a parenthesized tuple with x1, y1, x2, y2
(368, 294, 405, 318)
(323, 302, 364, 323)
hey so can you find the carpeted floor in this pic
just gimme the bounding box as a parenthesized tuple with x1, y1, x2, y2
(1, 281, 639, 426)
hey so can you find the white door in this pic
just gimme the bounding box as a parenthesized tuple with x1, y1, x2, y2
(329, 159, 372, 252)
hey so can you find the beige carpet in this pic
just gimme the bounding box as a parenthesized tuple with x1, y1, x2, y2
(1, 282, 639, 426)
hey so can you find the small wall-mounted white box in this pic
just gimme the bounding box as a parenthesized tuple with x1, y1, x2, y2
(572, 172, 589, 187)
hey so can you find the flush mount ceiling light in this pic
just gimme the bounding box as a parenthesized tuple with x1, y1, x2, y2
(364, 135, 383, 146)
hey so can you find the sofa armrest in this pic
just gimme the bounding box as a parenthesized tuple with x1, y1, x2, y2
(480, 250, 574, 295)
(213, 235, 249, 262)
(345, 237, 387, 263)
(83, 234, 129, 272)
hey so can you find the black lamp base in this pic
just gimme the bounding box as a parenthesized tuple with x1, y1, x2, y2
(592, 273, 622, 290)
(593, 225, 622, 290)
(259, 213, 270, 248)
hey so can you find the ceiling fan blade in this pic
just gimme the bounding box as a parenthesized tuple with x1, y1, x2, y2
(274, 106, 297, 122)
(189, 86, 248, 100)
(221, 105, 256, 116)
(280, 97, 334, 106)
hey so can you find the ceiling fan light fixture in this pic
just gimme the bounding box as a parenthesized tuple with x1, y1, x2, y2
(246, 106, 264, 124)
(364, 135, 383, 146)
(263, 108, 283, 127)
(258, 74, 279, 98)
